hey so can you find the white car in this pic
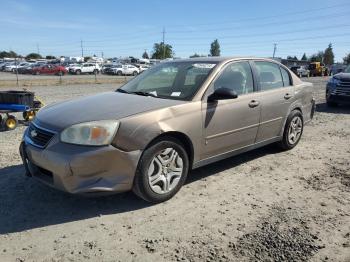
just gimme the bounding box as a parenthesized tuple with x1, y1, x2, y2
(4, 62, 29, 72)
(69, 63, 100, 75)
(104, 64, 139, 76)
(139, 64, 150, 73)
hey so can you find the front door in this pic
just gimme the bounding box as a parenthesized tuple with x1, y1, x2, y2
(201, 61, 261, 160)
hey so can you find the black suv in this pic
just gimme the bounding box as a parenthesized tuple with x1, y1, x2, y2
(326, 65, 350, 106)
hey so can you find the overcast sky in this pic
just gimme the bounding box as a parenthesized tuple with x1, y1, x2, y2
(1, 0, 349, 61)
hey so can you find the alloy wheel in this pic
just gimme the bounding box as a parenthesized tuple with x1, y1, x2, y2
(288, 116, 303, 145)
(148, 147, 183, 194)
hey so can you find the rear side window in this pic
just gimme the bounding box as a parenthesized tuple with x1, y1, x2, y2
(255, 61, 284, 91)
(280, 67, 292, 86)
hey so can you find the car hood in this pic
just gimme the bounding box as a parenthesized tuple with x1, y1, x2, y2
(334, 72, 350, 81)
(34, 92, 184, 132)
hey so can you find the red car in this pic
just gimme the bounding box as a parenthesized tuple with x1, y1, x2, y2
(31, 65, 67, 75)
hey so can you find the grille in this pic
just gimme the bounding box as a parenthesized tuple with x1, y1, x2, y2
(334, 80, 350, 96)
(27, 123, 55, 148)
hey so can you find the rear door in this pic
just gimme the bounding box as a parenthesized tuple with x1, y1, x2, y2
(252, 61, 295, 142)
(201, 61, 261, 159)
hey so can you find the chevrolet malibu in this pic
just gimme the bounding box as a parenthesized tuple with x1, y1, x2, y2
(20, 57, 315, 203)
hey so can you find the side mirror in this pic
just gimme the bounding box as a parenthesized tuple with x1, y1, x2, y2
(208, 87, 238, 102)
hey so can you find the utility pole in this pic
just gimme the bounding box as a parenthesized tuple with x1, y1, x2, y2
(273, 43, 277, 58)
(80, 39, 84, 58)
(162, 27, 166, 60)
(36, 43, 40, 55)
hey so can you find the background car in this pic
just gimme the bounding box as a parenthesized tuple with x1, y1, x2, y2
(290, 66, 310, 78)
(105, 64, 139, 75)
(31, 64, 67, 75)
(69, 63, 100, 75)
(326, 65, 350, 107)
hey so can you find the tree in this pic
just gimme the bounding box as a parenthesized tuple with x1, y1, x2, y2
(323, 43, 334, 65)
(309, 51, 324, 62)
(26, 53, 42, 60)
(301, 53, 307, 61)
(142, 51, 149, 59)
(287, 55, 298, 60)
(0, 50, 18, 58)
(45, 55, 56, 60)
(210, 39, 221, 56)
(343, 53, 350, 65)
(189, 53, 201, 58)
(151, 42, 174, 59)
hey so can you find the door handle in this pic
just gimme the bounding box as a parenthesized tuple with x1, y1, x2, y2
(248, 100, 260, 108)
(284, 93, 293, 100)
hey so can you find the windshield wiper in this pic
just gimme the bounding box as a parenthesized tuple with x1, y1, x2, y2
(116, 89, 130, 94)
(129, 91, 158, 98)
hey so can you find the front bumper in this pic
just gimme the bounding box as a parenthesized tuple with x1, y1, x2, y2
(20, 129, 142, 195)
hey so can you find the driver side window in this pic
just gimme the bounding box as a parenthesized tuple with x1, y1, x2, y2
(213, 61, 254, 95)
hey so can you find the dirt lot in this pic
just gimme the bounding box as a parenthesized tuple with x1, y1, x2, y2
(0, 77, 349, 262)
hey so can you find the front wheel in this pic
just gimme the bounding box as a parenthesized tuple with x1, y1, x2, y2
(133, 138, 189, 203)
(278, 110, 303, 150)
(133, 71, 138, 76)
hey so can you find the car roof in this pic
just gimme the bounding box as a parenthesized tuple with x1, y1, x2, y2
(166, 56, 281, 64)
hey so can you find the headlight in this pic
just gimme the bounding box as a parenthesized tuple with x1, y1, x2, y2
(329, 77, 340, 86)
(61, 120, 119, 146)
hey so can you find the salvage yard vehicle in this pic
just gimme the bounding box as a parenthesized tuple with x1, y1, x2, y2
(31, 64, 67, 75)
(326, 65, 350, 107)
(69, 63, 100, 75)
(290, 66, 310, 78)
(20, 57, 315, 203)
(308, 62, 327, 77)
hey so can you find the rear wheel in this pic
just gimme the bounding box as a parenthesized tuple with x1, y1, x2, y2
(116, 71, 122, 76)
(278, 110, 303, 150)
(76, 70, 81, 75)
(93, 69, 98, 74)
(133, 138, 189, 203)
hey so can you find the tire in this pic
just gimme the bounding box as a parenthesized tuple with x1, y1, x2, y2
(76, 70, 81, 75)
(93, 69, 98, 74)
(5, 115, 18, 131)
(116, 71, 122, 76)
(133, 137, 189, 203)
(133, 71, 138, 76)
(35, 71, 40, 75)
(278, 110, 303, 150)
(57, 71, 63, 76)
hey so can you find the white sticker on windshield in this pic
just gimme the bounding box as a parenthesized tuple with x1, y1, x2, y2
(149, 91, 157, 96)
(193, 63, 216, 69)
(171, 92, 181, 97)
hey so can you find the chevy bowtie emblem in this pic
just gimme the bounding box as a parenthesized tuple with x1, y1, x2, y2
(31, 130, 38, 138)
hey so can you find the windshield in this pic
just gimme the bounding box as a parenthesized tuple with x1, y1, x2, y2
(345, 66, 350, 73)
(118, 61, 218, 100)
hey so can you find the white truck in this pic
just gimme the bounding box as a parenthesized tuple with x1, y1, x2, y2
(69, 63, 101, 75)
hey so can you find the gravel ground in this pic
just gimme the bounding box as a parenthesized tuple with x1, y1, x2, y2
(0, 77, 349, 262)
